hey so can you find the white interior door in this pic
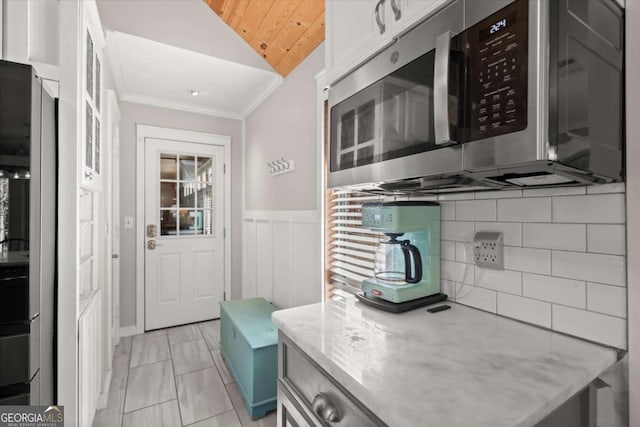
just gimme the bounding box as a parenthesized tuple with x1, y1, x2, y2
(144, 138, 225, 330)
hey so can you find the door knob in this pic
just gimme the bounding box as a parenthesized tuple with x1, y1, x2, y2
(147, 240, 156, 250)
(312, 393, 340, 422)
(112, 254, 119, 259)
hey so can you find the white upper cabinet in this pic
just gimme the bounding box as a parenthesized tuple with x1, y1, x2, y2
(326, 0, 453, 84)
(326, 0, 394, 85)
(1, 0, 60, 80)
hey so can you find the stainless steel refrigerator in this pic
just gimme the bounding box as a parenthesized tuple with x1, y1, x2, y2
(0, 60, 56, 405)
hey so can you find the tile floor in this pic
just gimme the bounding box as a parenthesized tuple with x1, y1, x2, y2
(93, 320, 277, 427)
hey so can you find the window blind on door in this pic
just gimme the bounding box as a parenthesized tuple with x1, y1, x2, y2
(325, 189, 387, 298)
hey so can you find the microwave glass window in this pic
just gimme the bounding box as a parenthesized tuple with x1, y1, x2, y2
(330, 47, 446, 173)
(357, 100, 375, 144)
(340, 110, 355, 149)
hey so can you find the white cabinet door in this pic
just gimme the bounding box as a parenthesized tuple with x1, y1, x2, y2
(326, 0, 394, 84)
(398, 0, 454, 36)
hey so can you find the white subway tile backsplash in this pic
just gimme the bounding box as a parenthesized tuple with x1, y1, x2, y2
(522, 186, 586, 197)
(474, 222, 522, 246)
(587, 283, 627, 318)
(441, 241, 456, 261)
(522, 223, 586, 251)
(504, 247, 551, 274)
(552, 194, 625, 224)
(475, 190, 522, 199)
(552, 251, 626, 287)
(455, 242, 475, 264)
(441, 260, 474, 284)
(552, 305, 627, 349)
(498, 293, 551, 328)
(441, 221, 475, 242)
(587, 224, 626, 255)
(456, 199, 496, 221)
(522, 273, 586, 309)
(408, 184, 626, 349)
(455, 284, 496, 313)
(586, 183, 625, 194)
(441, 280, 457, 300)
(440, 202, 455, 220)
(475, 268, 522, 295)
(498, 198, 552, 222)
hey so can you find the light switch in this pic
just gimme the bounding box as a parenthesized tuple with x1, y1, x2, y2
(124, 216, 134, 229)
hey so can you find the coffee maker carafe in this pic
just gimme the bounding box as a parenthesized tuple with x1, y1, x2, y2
(357, 201, 445, 312)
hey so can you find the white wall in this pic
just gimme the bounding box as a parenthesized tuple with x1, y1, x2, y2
(244, 43, 324, 211)
(626, 0, 639, 423)
(117, 102, 243, 327)
(242, 43, 325, 307)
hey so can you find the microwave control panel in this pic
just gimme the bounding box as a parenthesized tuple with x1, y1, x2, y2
(466, 0, 528, 141)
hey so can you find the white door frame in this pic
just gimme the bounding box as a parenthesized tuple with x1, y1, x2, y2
(107, 90, 120, 351)
(134, 124, 231, 335)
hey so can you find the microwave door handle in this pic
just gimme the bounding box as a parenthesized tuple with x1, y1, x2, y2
(434, 30, 455, 145)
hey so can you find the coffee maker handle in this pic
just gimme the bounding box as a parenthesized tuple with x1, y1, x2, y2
(401, 242, 423, 284)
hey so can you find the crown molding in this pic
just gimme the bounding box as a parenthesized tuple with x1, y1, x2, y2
(240, 74, 283, 119)
(120, 93, 244, 120)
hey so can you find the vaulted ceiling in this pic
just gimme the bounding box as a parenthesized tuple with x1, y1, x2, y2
(203, 0, 325, 77)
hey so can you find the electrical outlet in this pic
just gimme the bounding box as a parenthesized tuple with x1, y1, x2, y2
(474, 231, 504, 270)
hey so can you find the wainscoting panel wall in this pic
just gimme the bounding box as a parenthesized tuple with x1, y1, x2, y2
(78, 290, 102, 427)
(243, 211, 321, 309)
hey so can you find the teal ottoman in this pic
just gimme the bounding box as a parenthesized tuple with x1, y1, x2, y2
(220, 298, 278, 419)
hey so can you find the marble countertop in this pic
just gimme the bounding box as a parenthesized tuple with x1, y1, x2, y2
(272, 297, 618, 427)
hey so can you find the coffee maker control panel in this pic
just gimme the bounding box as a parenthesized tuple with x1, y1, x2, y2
(361, 202, 440, 232)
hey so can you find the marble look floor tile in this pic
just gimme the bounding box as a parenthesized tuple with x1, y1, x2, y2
(124, 360, 176, 413)
(168, 324, 203, 345)
(211, 350, 233, 384)
(110, 354, 130, 392)
(130, 334, 170, 368)
(114, 336, 133, 356)
(122, 400, 182, 427)
(171, 339, 214, 376)
(138, 328, 168, 337)
(225, 382, 278, 427)
(93, 389, 125, 427)
(186, 410, 241, 427)
(176, 367, 233, 425)
(198, 321, 220, 350)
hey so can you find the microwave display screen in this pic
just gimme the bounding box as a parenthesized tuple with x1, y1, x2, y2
(479, 12, 517, 42)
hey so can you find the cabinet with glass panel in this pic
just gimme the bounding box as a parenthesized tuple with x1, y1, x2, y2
(82, 12, 104, 190)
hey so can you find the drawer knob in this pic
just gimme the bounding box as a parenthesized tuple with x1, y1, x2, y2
(312, 392, 340, 423)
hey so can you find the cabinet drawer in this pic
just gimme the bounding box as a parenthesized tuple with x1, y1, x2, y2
(279, 335, 384, 426)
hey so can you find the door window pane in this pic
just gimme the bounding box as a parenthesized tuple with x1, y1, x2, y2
(201, 210, 213, 236)
(85, 102, 93, 168)
(179, 209, 197, 235)
(95, 118, 101, 173)
(197, 157, 213, 182)
(161, 154, 177, 179)
(161, 182, 177, 208)
(179, 182, 197, 208)
(179, 155, 196, 180)
(196, 184, 212, 208)
(160, 210, 177, 236)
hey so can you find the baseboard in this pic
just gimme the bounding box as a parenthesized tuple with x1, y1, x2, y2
(119, 325, 143, 337)
(96, 369, 112, 409)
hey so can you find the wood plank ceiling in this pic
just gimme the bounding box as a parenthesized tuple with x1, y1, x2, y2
(203, 0, 324, 77)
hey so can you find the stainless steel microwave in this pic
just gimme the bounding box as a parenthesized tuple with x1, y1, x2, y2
(327, 0, 624, 192)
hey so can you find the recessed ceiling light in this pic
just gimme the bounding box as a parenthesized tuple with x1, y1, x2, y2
(190, 90, 200, 96)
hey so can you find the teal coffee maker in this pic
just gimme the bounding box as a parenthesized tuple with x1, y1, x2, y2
(356, 201, 446, 313)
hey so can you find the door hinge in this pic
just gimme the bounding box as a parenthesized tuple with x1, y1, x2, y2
(223, 291, 226, 301)
(223, 227, 226, 238)
(223, 163, 226, 174)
